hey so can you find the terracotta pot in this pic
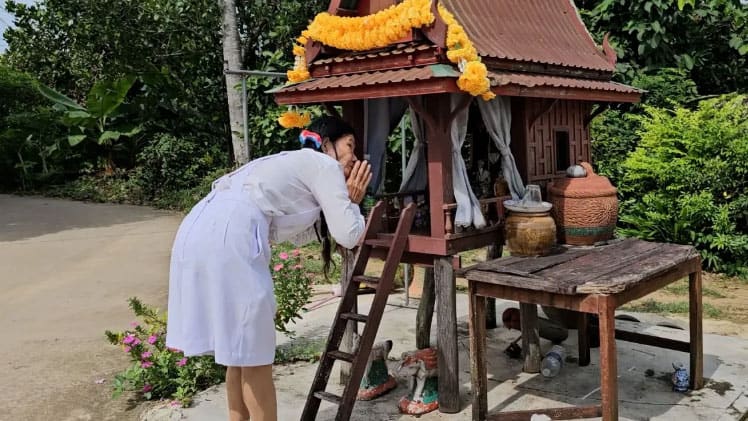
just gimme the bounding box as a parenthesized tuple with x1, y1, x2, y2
(548, 162, 618, 246)
(505, 211, 556, 256)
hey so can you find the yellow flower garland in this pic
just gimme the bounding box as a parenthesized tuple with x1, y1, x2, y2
(286, 0, 495, 100)
(278, 110, 311, 129)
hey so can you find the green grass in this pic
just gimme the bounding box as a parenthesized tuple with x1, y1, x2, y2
(622, 299, 724, 318)
(274, 337, 325, 364)
(663, 281, 727, 298)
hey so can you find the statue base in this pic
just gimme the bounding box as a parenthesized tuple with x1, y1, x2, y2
(357, 375, 397, 400)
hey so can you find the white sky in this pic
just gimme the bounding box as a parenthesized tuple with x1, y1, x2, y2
(1, 0, 36, 52)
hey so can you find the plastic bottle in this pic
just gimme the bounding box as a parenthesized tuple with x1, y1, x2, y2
(541, 345, 565, 378)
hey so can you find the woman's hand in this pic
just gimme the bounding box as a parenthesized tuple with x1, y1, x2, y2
(346, 160, 372, 204)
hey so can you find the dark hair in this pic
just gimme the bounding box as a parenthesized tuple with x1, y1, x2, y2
(304, 115, 355, 277)
(301, 115, 355, 150)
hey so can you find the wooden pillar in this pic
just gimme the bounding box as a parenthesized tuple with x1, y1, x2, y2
(577, 312, 591, 366)
(422, 94, 453, 238)
(468, 281, 488, 421)
(338, 248, 356, 384)
(520, 303, 541, 373)
(599, 296, 618, 421)
(435, 256, 459, 413)
(689, 268, 704, 390)
(416, 267, 435, 349)
(485, 243, 503, 329)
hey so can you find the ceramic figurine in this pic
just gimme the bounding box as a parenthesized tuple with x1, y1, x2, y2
(672, 362, 689, 393)
(356, 339, 397, 400)
(397, 348, 439, 415)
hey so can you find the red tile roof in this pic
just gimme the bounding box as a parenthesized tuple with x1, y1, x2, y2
(488, 71, 641, 94)
(441, 0, 615, 72)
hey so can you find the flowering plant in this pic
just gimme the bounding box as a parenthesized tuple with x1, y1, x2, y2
(271, 246, 313, 336)
(105, 298, 225, 407)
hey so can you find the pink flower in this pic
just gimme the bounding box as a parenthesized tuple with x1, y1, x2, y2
(170, 400, 182, 407)
(141, 361, 154, 368)
(273, 264, 284, 272)
(167, 347, 182, 353)
(123, 334, 135, 345)
(132, 338, 142, 346)
(177, 357, 188, 367)
(292, 249, 301, 257)
(129, 321, 139, 328)
(147, 335, 158, 344)
(279, 252, 289, 260)
(294, 264, 303, 270)
(141, 351, 152, 359)
(124, 346, 131, 353)
(142, 384, 153, 393)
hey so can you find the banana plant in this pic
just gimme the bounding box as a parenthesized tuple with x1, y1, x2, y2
(38, 75, 142, 173)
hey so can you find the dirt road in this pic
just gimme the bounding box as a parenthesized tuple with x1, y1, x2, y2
(0, 195, 181, 421)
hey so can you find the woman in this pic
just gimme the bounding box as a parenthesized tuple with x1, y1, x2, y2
(166, 116, 372, 421)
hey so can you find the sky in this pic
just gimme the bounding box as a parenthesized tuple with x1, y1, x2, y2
(0, 0, 36, 52)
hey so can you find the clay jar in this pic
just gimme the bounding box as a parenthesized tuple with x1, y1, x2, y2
(548, 162, 618, 245)
(505, 211, 557, 256)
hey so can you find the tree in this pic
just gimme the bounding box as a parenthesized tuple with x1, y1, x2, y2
(220, 0, 248, 164)
(575, 0, 748, 94)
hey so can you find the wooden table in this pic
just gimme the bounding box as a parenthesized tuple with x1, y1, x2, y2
(462, 239, 704, 421)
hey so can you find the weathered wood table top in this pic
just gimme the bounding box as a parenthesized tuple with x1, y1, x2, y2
(461, 238, 700, 295)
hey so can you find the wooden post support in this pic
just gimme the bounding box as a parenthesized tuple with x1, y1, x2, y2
(468, 281, 488, 421)
(416, 267, 435, 349)
(485, 244, 503, 329)
(599, 296, 618, 421)
(689, 268, 704, 390)
(520, 303, 541, 373)
(435, 256, 460, 413)
(339, 248, 357, 384)
(577, 312, 591, 366)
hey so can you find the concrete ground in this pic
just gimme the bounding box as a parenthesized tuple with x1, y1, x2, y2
(145, 293, 748, 421)
(0, 194, 179, 421)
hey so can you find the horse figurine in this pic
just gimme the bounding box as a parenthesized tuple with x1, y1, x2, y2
(355, 337, 397, 400)
(397, 347, 439, 415)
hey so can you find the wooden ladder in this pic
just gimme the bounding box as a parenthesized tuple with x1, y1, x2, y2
(300, 201, 416, 421)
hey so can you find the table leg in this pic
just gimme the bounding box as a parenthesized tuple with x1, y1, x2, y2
(689, 269, 704, 390)
(435, 256, 460, 413)
(521, 303, 541, 373)
(599, 296, 618, 421)
(577, 312, 591, 367)
(469, 283, 488, 421)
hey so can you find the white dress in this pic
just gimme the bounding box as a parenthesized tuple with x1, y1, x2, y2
(166, 149, 365, 366)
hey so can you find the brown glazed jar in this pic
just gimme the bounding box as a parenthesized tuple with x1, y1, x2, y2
(505, 211, 557, 256)
(547, 162, 618, 245)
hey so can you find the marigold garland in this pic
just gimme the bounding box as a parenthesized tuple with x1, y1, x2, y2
(278, 110, 311, 129)
(287, 0, 495, 100)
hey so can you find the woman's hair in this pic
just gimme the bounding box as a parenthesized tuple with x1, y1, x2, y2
(300, 116, 355, 151)
(302, 115, 355, 277)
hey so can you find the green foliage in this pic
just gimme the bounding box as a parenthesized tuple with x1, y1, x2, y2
(576, 0, 748, 94)
(274, 338, 324, 364)
(270, 245, 314, 336)
(105, 298, 225, 407)
(616, 94, 748, 277)
(621, 298, 724, 318)
(591, 68, 699, 183)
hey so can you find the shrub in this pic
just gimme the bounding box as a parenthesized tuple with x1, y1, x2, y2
(271, 245, 314, 336)
(105, 298, 225, 407)
(617, 94, 748, 277)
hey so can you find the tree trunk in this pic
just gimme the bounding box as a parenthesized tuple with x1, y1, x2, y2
(220, 0, 249, 165)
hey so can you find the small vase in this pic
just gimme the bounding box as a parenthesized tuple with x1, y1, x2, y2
(505, 211, 557, 256)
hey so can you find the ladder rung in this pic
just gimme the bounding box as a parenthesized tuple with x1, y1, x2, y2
(352, 275, 380, 287)
(341, 312, 369, 323)
(364, 238, 391, 248)
(313, 391, 342, 405)
(327, 350, 355, 363)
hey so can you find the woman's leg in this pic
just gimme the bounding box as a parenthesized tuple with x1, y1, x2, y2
(226, 366, 250, 421)
(241, 365, 277, 421)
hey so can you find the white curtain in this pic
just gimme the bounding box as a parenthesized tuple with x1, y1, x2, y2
(364, 98, 407, 193)
(450, 94, 486, 229)
(477, 96, 525, 200)
(399, 98, 428, 193)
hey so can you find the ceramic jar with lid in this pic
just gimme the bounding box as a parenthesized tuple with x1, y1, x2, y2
(547, 162, 618, 245)
(504, 185, 557, 256)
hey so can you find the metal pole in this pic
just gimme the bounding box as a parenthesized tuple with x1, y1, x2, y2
(401, 117, 411, 307)
(241, 77, 250, 160)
